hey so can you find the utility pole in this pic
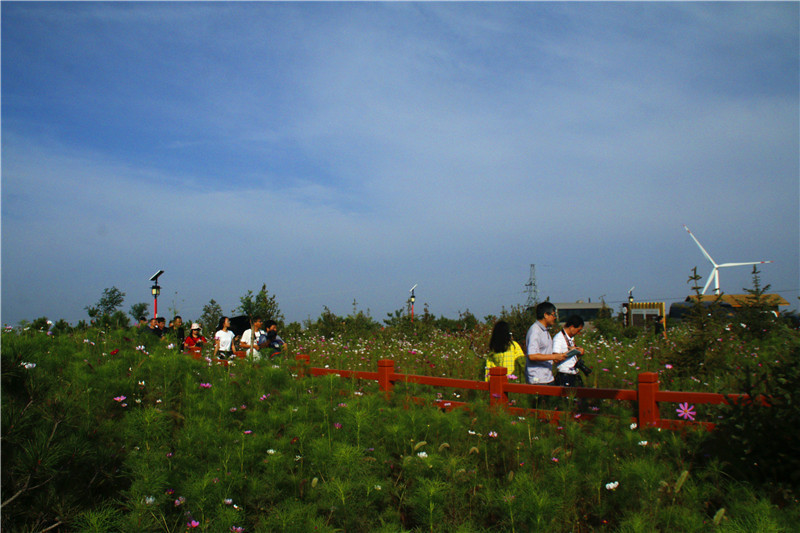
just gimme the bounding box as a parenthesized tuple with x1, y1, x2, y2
(525, 264, 539, 310)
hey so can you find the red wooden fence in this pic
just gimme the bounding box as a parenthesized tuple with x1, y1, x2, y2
(294, 354, 762, 431)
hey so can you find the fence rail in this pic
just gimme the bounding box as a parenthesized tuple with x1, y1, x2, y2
(294, 354, 764, 431)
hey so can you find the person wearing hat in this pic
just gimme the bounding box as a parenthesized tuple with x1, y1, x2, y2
(183, 323, 208, 352)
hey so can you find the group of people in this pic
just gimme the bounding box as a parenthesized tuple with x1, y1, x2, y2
(137, 315, 285, 361)
(485, 301, 589, 387)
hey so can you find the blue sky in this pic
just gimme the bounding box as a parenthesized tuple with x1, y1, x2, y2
(2, 2, 798, 326)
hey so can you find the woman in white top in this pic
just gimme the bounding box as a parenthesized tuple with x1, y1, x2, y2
(214, 316, 236, 359)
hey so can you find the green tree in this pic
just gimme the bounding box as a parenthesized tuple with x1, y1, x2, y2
(128, 302, 150, 322)
(86, 286, 126, 317)
(200, 299, 224, 333)
(236, 284, 284, 325)
(734, 265, 778, 340)
(52, 319, 72, 336)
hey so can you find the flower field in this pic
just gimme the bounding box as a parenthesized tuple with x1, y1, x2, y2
(2, 311, 799, 532)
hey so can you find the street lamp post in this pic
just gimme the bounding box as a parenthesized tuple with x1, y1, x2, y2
(626, 286, 635, 327)
(409, 284, 417, 322)
(150, 270, 164, 319)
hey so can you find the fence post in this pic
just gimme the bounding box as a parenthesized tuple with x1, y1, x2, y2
(377, 359, 395, 395)
(488, 366, 509, 408)
(638, 372, 660, 427)
(295, 354, 310, 378)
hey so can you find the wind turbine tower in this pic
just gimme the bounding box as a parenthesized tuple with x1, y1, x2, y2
(683, 225, 773, 295)
(525, 264, 539, 309)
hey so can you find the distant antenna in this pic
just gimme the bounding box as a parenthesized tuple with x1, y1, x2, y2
(525, 264, 539, 309)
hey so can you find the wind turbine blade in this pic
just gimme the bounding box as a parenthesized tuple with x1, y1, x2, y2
(718, 261, 773, 267)
(683, 225, 717, 266)
(701, 269, 716, 295)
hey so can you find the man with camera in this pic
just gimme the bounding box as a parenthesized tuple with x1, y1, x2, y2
(525, 301, 568, 385)
(553, 314, 592, 387)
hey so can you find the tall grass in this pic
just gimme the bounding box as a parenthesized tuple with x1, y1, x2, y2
(3, 313, 799, 531)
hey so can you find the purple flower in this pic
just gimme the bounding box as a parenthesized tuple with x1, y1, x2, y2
(676, 402, 696, 421)
(200, 383, 212, 388)
(333, 422, 342, 429)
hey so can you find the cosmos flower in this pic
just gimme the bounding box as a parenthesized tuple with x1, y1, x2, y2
(676, 402, 696, 421)
(605, 481, 619, 491)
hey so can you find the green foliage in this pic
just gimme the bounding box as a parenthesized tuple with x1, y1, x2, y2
(733, 265, 780, 341)
(3, 301, 800, 531)
(52, 318, 73, 336)
(199, 298, 224, 334)
(498, 304, 535, 344)
(303, 301, 381, 339)
(128, 302, 150, 322)
(88, 286, 126, 317)
(703, 339, 800, 493)
(236, 283, 284, 325)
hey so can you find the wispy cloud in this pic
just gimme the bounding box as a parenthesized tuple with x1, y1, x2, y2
(2, 2, 797, 324)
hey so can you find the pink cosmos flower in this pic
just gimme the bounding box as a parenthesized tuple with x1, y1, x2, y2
(333, 422, 342, 429)
(244, 430, 252, 435)
(488, 431, 498, 438)
(199, 383, 212, 388)
(187, 520, 200, 528)
(676, 402, 696, 421)
(113, 396, 126, 402)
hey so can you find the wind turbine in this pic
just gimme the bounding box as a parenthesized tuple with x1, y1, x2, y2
(683, 225, 773, 295)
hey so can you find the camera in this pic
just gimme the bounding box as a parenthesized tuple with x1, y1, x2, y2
(567, 349, 593, 376)
(574, 358, 593, 376)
